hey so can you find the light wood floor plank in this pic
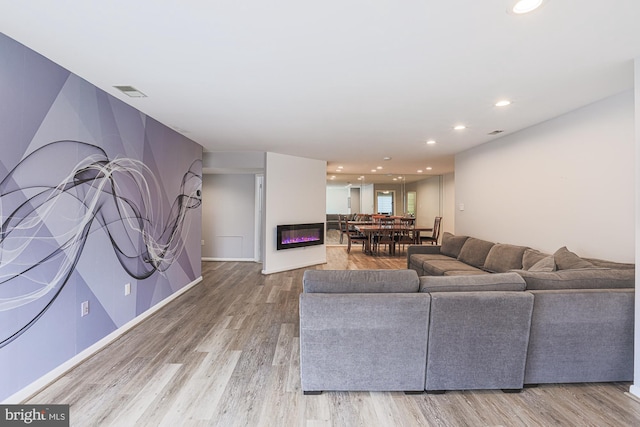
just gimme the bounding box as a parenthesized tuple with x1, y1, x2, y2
(23, 246, 640, 426)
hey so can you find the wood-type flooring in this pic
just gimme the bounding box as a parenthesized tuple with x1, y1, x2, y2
(26, 246, 640, 426)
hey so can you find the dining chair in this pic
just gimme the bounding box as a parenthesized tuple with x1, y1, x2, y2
(420, 216, 442, 245)
(396, 218, 416, 252)
(338, 214, 349, 244)
(345, 219, 367, 253)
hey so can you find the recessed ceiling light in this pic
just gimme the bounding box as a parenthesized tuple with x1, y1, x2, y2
(383, 156, 392, 161)
(376, 166, 383, 170)
(454, 125, 466, 131)
(426, 167, 433, 171)
(330, 176, 336, 180)
(417, 170, 423, 173)
(495, 100, 511, 107)
(371, 169, 377, 172)
(337, 166, 344, 169)
(113, 85, 147, 98)
(512, 0, 543, 14)
(426, 139, 436, 145)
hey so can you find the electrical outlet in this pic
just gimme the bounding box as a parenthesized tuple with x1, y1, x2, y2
(81, 301, 89, 317)
(124, 283, 131, 296)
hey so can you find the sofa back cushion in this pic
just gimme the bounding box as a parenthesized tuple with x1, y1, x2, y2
(303, 269, 420, 293)
(439, 232, 468, 258)
(419, 272, 526, 292)
(457, 238, 495, 269)
(483, 244, 528, 273)
(517, 269, 635, 290)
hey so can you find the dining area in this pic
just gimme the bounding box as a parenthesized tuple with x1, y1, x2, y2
(338, 214, 442, 256)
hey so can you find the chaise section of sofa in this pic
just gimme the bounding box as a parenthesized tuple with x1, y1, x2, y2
(299, 269, 430, 394)
(408, 235, 636, 386)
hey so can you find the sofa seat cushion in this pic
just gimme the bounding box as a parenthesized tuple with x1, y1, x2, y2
(420, 272, 526, 293)
(410, 253, 455, 269)
(421, 260, 485, 276)
(303, 269, 419, 293)
(515, 268, 635, 290)
(443, 270, 490, 276)
(483, 244, 528, 273)
(457, 238, 495, 269)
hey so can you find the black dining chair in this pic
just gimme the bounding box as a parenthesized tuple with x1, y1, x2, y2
(420, 216, 442, 245)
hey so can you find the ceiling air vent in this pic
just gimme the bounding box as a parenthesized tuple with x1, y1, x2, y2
(488, 130, 504, 135)
(113, 85, 147, 98)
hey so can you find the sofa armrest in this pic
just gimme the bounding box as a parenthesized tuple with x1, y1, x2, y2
(419, 272, 526, 292)
(303, 269, 420, 293)
(407, 245, 442, 268)
(513, 268, 634, 290)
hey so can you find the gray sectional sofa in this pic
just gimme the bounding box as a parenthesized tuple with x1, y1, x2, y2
(299, 236, 635, 394)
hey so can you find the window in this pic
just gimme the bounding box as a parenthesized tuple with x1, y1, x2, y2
(406, 191, 416, 216)
(376, 191, 394, 215)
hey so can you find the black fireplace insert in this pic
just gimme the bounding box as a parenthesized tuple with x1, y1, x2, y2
(277, 223, 324, 250)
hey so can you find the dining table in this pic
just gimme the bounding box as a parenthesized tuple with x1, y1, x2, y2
(354, 223, 433, 255)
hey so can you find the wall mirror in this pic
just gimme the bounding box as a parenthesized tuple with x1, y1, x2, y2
(326, 173, 442, 227)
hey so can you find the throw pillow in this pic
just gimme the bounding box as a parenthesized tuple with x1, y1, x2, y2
(440, 232, 469, 258)
(528, 255, 556, 272)
(553, 246, 595, 270)
(522, 249, 550, 270)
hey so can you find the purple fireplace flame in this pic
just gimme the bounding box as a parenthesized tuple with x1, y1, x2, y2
(277, 223, 324, 250)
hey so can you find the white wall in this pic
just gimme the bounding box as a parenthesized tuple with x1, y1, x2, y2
(202, 174, 257, 260)
(326, 185, 350, 214)
(631, 58, 640, 400)
(361, 183, 375, 214)
(263, 152, 327, 274)
(415, 176, 442, 228)
(455, 90, 635, 262)
(442, 172, 455, 236)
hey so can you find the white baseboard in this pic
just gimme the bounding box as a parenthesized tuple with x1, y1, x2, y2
(201, 257, 257, 262)
(2, 276, 203, 404)
(628, 384, 640, 400)
(261, 259, 327, 275)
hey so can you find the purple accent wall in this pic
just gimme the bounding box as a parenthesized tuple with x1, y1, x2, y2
(0, 34, 203, 401)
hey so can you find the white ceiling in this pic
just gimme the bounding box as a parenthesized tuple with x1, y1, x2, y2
(1, 1, 639, 181)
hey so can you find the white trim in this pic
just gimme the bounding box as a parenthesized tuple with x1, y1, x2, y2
(202, 257, 257, 262)
(630, 385, 640, 400)
(261, 259, 326, 275)
(2, 276, 203, 404)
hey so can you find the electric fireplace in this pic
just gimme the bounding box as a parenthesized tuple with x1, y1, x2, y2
(277, 223, 324, 250)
